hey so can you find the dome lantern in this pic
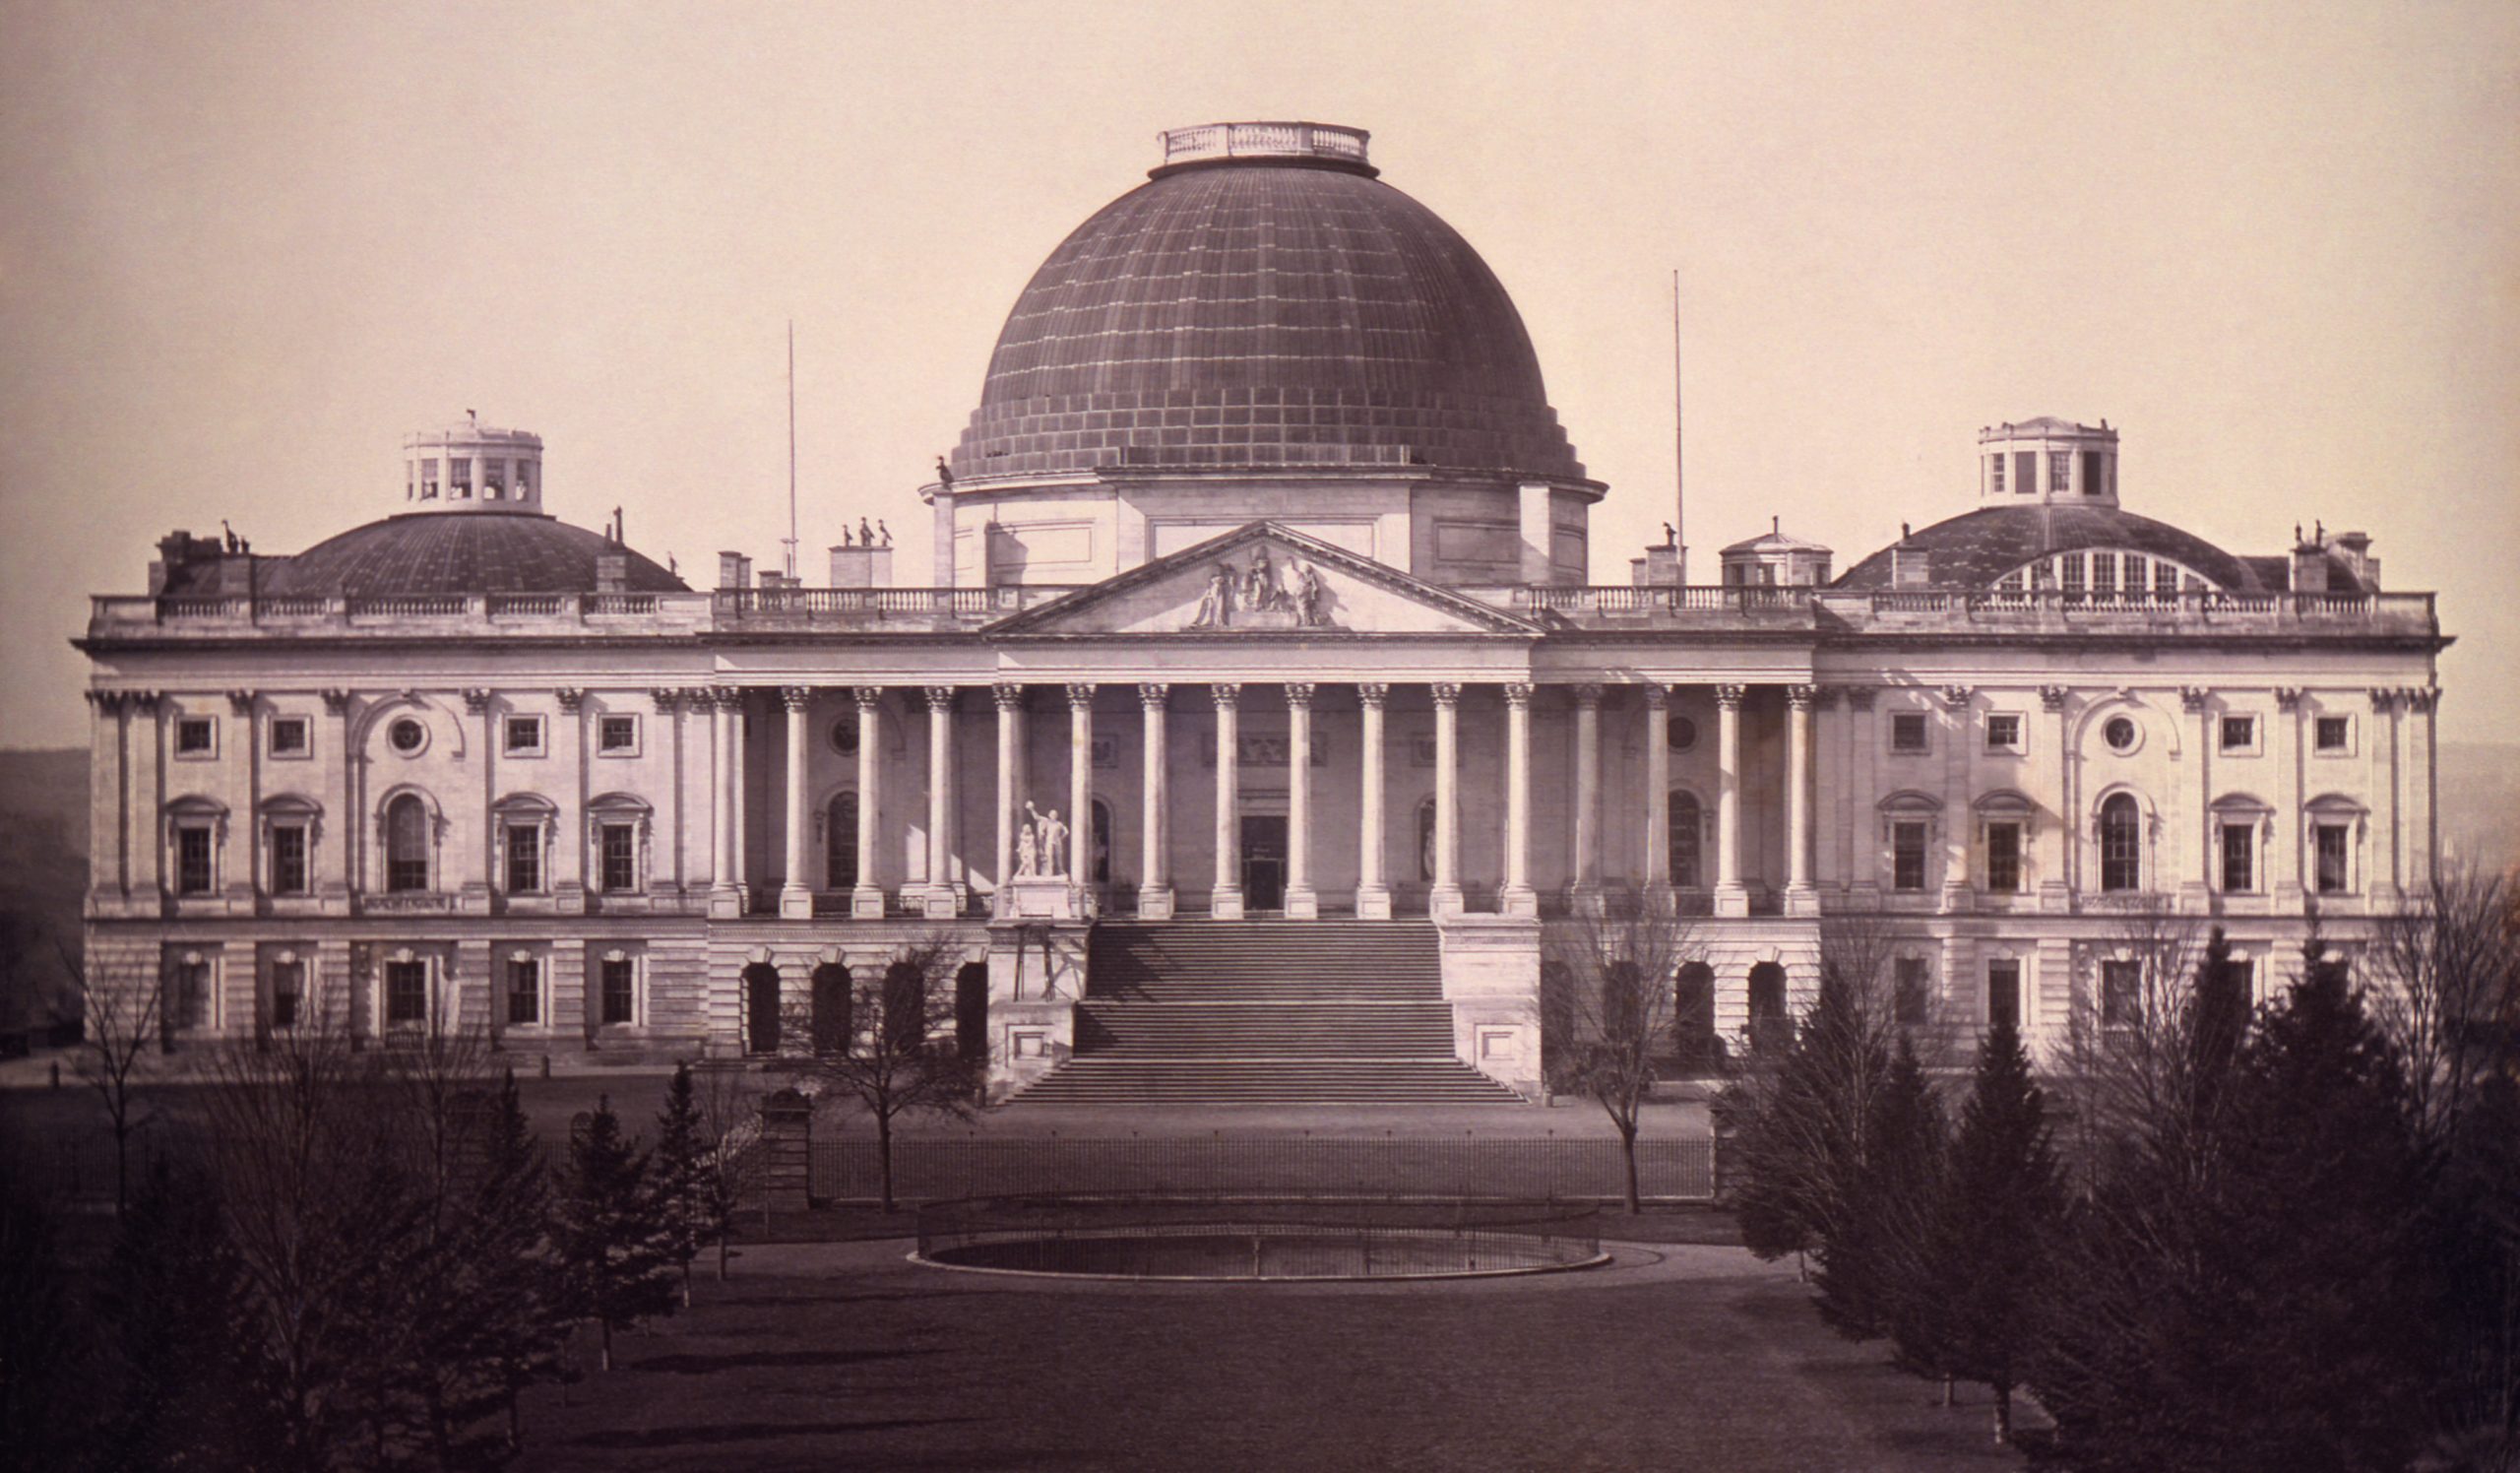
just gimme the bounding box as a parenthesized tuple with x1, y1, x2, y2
(402, 411, 545, 515)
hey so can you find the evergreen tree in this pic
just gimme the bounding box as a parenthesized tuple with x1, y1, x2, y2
(90, 1159, 274, 1471)
(1861, 1036, 1954, 1382)
(1719, 968, 1893, 1281)
(1920, 1013, 2060, 1443)
(559, 1094, 677, 1372)
(0, 1166, 94, 1468)
(653, 1062, 718, 1307)
(2186, 926, 2248, 1137)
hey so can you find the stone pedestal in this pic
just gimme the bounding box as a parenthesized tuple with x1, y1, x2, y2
(984, 915, 1091, 1101)
(1435, 915, 1543, 1099)
(1001, 876, 1087, 922)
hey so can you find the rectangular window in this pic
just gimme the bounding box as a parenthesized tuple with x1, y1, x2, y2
(450, 458, 472, 493)
(598, 714, 639, 754)
(2083, 449, 2108, 496)
(2314, 715, 2351, 754)
(1989, 454, 2006, 494)
(167, 961, 208, 1029)
(2014, 450, 2038, 496)
(2315, 823, 2351, 893)
(269, 960, 301, 1030)
(420, 458, 440, 498)
(385, 960, 428, 1025)
(601, 957, 636, 1025)
(1984, 713, 2023, 751)
(503, 715, 544, 756)
(2122, 553, 2146, 593)
(2231, 957, 2258, 1006)
(2091, 553, 2117, 597)
(1987, 959, 2022, 1031)
(506, 957, 540, 1025)
(2059, 554, 2087, 596)
(270, 825, 308, 895)
(1987, 822, 2023, 893)
(2049, 450, 2073, 494)
(1893, 822, 1928, 892)
(174, 716, 216, 757)
(176, 827, 214, 895)
(2220, 715, 2257, 753)
(599, 823, 637, 893)
(2101, 959, 2141, 1030)
(268, 716, 311, 757)
(1894, 956, 1930, 1026)
(482, 459, 506, 495)
(504, 824, 541, 893)
(1890, 712, 1928, 753)
(2156, 561, 2180, 596)
(2222, 822, 2256, 892)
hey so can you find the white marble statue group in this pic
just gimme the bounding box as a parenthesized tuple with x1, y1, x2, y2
(1015, 800, 1070, 878)
(1187, 544, 1329, 629)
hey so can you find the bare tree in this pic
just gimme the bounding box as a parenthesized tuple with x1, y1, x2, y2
(2048, 898, 2215, 1192)
(779, 932, 979, 1211)
(688, 1060, 765, 1277)
(2368, 866, 2520, 1150)
(62, 943, 165, 1217)
(1543, 890, 1703, 1213)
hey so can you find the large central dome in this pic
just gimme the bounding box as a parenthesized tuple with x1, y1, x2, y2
(951, 122, 1586, 484)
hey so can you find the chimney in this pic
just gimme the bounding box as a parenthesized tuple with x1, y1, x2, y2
(1889, 539, 1932, 588)
(717, 551, 752, 591)
(2329, 531, 2377, 590)
(1630, 542, 1681, 588)
(596, 549, 628, 593)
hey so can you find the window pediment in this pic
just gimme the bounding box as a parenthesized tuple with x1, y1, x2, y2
(490, 792, 560, 817)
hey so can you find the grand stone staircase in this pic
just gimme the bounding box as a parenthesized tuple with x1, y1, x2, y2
(1003, 920, 1526, 1108)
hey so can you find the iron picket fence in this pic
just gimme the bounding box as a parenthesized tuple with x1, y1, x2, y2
(805, 1133, 1715, 1205)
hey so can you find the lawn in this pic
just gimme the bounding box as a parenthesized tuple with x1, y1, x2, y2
(516, 1236, 2027, 1472)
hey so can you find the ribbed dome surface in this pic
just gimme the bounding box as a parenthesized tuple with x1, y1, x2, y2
(952, 159, 1585, 482)
(1833, 505, 2269, 592)
(248, 512, 687, 597)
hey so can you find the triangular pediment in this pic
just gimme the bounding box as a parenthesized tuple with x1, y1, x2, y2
(985, 523, 1543, 638)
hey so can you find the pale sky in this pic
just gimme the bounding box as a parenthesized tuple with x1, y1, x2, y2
(2, 1, 2512, 748)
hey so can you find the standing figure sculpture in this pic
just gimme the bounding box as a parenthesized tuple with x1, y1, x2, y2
(1028, 801, 1070, 878)
(1014, 815, 1040, 877)
(1292, 562, 1326, 626)
(1245, 545, 1281, 610)
(1190, 561, 1234, 628)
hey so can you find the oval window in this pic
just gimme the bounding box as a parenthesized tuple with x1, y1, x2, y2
(829, 717, 860, 755)
(2104, 716, 2139, 753)
(1667, 715, 1699, 752)
(389, 718, 426, 755)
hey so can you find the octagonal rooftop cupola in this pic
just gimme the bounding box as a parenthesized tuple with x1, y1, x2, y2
(1979, 416, 2118, 507)
(402, 411, 544, 513)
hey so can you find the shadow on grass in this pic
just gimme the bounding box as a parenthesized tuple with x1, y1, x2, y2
(630, 1346, 942, 1375)
(569, 1416, 976, 1448)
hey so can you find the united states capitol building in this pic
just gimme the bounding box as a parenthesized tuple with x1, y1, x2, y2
(77, 123, 2446, 1103)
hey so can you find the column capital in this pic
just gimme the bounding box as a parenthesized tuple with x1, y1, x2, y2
(556, 687, 586, 714)
(851, 685, 884, 710)
(1786, 683, 1819, 709)
(1641, 681, 1670, 710)
(2180, 685, 2212, 714)
(1571, 681, 1605, 707)
(649, 687, 684, 713)
(461, 687, 493, 715)
(1502, 682, 1535, 706)
(1284, 681, 1316, 708)
(2368, 687, 2398, 713)
(1845, 684, 1878, 711)
(1355, 681, 1390, 706)
(922, 684, 957, 712)
(320, 688, 352, 714)
(2273, 686, 2303, 712)
(1065, 681, 1097, 710)
(785, 686, 819, 713)
(1137, 681, 1170, 709)
(224, 688, 258, 715)
(1713, 683, 1747, 709)
(2039, 684, 2072, 713)
(1429, 681, 1462, 706)
(991, 681, 1026, 711)
(2401, 685, 2439, 713)
(1211, 682, 1241, 709)
(1938, 683, 1974, 710)
(1807, 683, 1843, 709)
(84, 688, 121, 712)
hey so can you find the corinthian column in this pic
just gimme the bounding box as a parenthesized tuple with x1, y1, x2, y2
(992, 683, 1024, 914)
(922, 686, 959, 918)
(1355, 683, 1392, 920)
(1138, 683, 1173, 919)
(850, 686, 884, 920)
(1211, 683, 1243, 920)
(780, 686, 815, 919)
(1285, 682, 1318, 919)
(709, 687, 739, 916)
(1066, 684, 1096, 894)
(1570, 682, 1605, 913)
(1786, 683, 1819, 917)
(1714, 684, 1749, 918)
(1501, 682, 1537, 917)
(1643, 683, 1672, 903)
(1430, 682, 1463, 919)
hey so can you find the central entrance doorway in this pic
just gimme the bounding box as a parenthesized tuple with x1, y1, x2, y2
(1241, 814, 1288, 913)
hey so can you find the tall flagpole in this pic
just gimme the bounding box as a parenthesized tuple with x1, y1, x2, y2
(784, 320, 799, 580)
(1671, 269, 1685, 583)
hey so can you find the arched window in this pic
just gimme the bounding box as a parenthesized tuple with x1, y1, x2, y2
(1747, 962, 1790, 1054)
(1670, 793, 1703, 887)
(2099, 793, 2143, 892)
(384, 794, 429, 892)
(827, 792, 858, 889)
(1090, 800, 1112, 886)
(1673, 962, 1716, 1066)
(955, 962, 989, 1063)
(810, 963, 850, 1056)
(883, 962, 925, 1055)
(742, 963, 781, 1055)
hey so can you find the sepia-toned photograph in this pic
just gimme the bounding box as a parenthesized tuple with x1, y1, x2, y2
(2, 3, 2514, 1469)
